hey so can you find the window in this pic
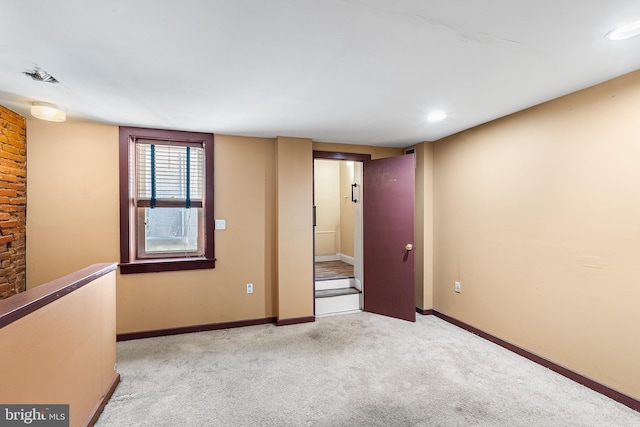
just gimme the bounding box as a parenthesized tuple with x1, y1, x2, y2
(119, 127, 214, 274)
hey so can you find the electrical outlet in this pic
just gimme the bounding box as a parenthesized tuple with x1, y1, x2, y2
(246, 283, 253, 294)
(454, 281, 461, 293)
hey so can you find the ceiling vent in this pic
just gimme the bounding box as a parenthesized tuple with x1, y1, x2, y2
(23, 67, 59, 84)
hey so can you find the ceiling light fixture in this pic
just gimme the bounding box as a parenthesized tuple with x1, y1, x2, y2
(606, 19, 640, 40)
(427, 111, 447, 122)
(31, 102, 66, 122)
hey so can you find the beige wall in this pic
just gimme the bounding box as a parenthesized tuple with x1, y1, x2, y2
(433, 70, 640, 399)
(118, 134, 278, 332)
(0, 270, 117, 427)
(339, 161, 355, 258)
(313, 158, 357, 259)
(25, 70, 640, 401)
(26, 122, 400, 331)
(27, 123, 279, 332)
(26, 121, 120, 285)
(313, 141, 403, 159)
(314, 160, 340, 256)
(276, 137, 314, 320)
(410, 142, 434, 310)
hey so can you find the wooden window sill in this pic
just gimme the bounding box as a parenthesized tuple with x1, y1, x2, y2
(119, 258, 215, 274)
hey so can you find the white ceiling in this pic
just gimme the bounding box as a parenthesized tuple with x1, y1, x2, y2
(1, 0, 640, 147)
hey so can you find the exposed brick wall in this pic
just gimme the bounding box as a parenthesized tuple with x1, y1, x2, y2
(0, 105, 26, 299)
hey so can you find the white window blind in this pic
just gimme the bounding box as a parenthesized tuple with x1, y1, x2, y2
(135, 142, 204, 208)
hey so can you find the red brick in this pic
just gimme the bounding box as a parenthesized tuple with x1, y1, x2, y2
(0, 181, 24, 191)
(0, 173, 18, 183)
(2, 144, 20, 155)
(6, 135, 24, 148)
(0, 107, 24, 125)
(0, 205, 25, 212)
(9, 197, 26, 205)
(0, 150, 25, 162)
(0, 165, 25, 177)
(0, 105, 25, 300)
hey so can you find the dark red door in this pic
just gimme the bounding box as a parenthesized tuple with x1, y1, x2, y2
(363, 154, 415, 322)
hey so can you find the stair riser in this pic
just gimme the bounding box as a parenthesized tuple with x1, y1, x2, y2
(316, 293, 361, 316)
(315, 278, 355, 291)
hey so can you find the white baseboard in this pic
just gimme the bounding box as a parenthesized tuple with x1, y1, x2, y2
(315, 254, 340, 262)
(339, 254, 354, 265)
(315, 254, 356, 264)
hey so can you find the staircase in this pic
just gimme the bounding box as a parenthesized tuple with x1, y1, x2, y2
(315, 277, 362, 316)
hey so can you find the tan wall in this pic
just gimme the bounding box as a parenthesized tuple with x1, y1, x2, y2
(276, 137, 314, 320)
(27, 122, 278, 333)
(314, 160, 340, 256)
(26, 120, 119, 286)
(313, 141, 403, 159)
(26, 120, 402, 332)
(118, 134, 277, 332)
(433, 70, 640, 399)
(0, 270, 117, 427)
(410, 142, 434, 310)
(339, 161, 355, 258)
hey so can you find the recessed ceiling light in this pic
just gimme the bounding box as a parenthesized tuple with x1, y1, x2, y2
(31, 102, 66, 122)
(606, 19, 640, 40)
(427, 111, 447, 122)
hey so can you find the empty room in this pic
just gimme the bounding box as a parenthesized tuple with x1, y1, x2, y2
(1, 1, 639, 426)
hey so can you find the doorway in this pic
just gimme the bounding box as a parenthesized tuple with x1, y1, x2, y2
(313, 150, 417, 322)
(313, 157, 364, 316)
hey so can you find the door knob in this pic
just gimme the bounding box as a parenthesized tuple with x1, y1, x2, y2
(405, 244, 413, 251)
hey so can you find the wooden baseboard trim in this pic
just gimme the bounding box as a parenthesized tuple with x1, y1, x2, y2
(87, 372, 120, 426)
(416, 307, 434, 316)
(276, 316, 316, 326)
(117, 317, 277, 341)
(433, 311, 640, 412)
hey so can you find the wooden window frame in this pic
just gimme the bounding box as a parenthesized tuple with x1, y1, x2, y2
(119, 127, 215, 274)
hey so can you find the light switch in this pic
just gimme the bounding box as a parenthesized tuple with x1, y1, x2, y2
(215, 219, 226, 230)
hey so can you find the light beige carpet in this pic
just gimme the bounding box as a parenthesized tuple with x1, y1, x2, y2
(97, 313, 640, 426)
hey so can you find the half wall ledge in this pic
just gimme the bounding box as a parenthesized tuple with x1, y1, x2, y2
(0, 262, 118, 329)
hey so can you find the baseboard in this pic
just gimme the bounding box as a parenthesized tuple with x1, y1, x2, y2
(416, 307, 434, 315)
(315, 255, 339, 262)
(116, 317, 277, 341)
(432, 310, 640, 413)
(276, 316, 316, 326)
(87, 372, 120, 426)
(338, 254, 354, 265)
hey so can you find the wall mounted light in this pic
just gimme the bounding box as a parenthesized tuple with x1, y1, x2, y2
(31, 102, 66, 122)
(606, 19, 640, 40)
